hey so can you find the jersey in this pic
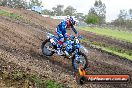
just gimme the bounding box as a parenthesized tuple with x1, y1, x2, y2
(56, 20, 77, 37)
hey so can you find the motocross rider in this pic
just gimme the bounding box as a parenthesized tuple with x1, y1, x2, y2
(56, 16, 78, 55)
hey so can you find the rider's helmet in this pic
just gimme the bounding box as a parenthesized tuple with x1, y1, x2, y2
(69, 16, 76, 25)
(66, 16, 76, 26)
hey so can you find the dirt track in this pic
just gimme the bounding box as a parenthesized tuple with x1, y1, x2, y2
(0, 7, 132, 88)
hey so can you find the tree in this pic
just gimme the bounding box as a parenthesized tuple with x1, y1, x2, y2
(63, 6, 76, 16)
(0, 0, 7, 6)
(75, 13, 84, 21)
(29, 0, 42, 9)
(85, 0, 106, 24)
(42, 9, 55, 16)
(115, 10, 127, 26)
(112, 9, 132, 30)
(118, 10, 127, 20)
(94, 0, 106, 24)
(12, 0, 27, 8)
(111, 9, 132, 31)
(85, 13, 99, 24)
(129, 9, 132, 20)
(52, 5, 64, 16)
(85, 7, 100, 24)
(89, 7, 97, 15)
(0, 0, 28, 8)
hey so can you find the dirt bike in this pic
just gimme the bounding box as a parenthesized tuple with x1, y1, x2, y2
(41, 32, 88, 70)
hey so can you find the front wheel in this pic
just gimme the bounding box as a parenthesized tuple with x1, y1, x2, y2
(72, 52, 88, 70)
(41, 39, 54, 56)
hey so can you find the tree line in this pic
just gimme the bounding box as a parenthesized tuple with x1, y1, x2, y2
(0, 0, 132, 30)
(0, 0, 42, 9)
(111, 9, 132, 30)
(84, 0, 132, 30)
(42, 5, 85, 21)
(0, 0, 84, 21)
(85, 0, 106, 24)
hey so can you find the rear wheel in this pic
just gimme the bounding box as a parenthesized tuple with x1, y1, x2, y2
(72, 52, 88, 70)
(41, 39, 54, 56)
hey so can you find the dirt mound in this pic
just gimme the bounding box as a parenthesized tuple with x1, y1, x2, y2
(0, 7, 132, 88)
(0, 6, 59, 29)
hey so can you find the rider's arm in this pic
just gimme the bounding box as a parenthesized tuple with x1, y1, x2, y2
(71, 26, 78, 34)
(61, 20, 67, 33)
(56, 20, 66, 34)
(56, 26, 61, 34)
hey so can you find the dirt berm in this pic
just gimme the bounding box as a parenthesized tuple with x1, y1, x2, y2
(0, 6, 132, 88)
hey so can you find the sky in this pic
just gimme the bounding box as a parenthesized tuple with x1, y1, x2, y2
(27, 0, 132, 22)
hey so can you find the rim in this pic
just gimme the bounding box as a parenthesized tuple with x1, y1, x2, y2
(74, 55, 86, 69)
(43, 42, 53, 55)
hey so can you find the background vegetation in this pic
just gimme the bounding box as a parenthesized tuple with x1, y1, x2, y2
(1, 0, 132, 31)
(79, 27, 132, 43)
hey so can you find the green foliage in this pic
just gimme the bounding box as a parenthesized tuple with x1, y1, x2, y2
(0, 0, 7, 6)
(30, 0, 42, 6)
(0, 69, 64, 88)
(85, 0, 106, 24)
(113, 10, 127, 26)
(90, 44, 132, 60)
(63, 6, 76, 16)
(28, 75, 45, 87)
(11, 71, 25, 80)
(85, 13, 99, 24)
(42, 9, 55, 16)
(41, 5, 84, 20)
(75, 13, 85, 21)
(52, 5, 64, 16)
(94, 0, 106, 24)
(118, 10, 127, 20)
(112, 9, 132, 30)
(0, 10, 23, 20)
(0, 0, 28, 8)
(45, 80, 64, 88)
(80, 34, 132, 60)
(29, 0, 42, 9)
(0, 9, 34, 25)
(129, 9, 132, 19)
(90, 41, 132, 56)
(41, 4, 84, 20)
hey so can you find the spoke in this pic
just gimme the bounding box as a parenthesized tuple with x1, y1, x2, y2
(74, 55, 86, 69)
(43, 42, 53, 55)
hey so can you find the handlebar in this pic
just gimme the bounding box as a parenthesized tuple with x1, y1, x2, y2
(69, 34, 83, 39)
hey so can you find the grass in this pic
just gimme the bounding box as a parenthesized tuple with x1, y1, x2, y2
(0, 56, 64, 88)
(0, 53, 64, 88)
(91, 44, 132, 60)
(0, 9, 23, 20)
(0, 9, 32, 24)
(0, 70, 64, 88)
(79, 26, 132, 60)
(29, 75, 64, 88)
(80, 39, 132, 60)
(79, 26, 132, 43)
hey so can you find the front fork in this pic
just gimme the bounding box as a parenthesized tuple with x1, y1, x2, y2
(75, 49, 80, 62)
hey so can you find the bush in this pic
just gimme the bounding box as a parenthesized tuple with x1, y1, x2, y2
(85, 13, 99, 24)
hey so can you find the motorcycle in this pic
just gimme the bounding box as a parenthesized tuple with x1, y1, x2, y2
(41, 32, 88, 70)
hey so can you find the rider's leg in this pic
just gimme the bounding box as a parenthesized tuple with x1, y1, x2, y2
(57, 33, 64, 55)
(55, 27, 65, 55)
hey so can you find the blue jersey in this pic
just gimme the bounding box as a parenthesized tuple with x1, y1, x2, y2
(56, 20, 77, 36)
